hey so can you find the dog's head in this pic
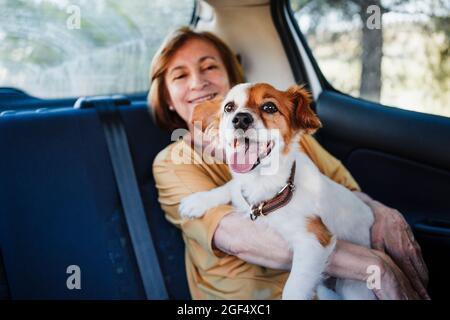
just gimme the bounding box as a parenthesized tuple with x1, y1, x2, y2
(191, 83, 321, 174)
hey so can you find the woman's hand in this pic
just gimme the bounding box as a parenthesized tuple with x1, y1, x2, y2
(353, 191, 430, 299)
(370, 250, 421, 300)
(326, 240, 421, 299)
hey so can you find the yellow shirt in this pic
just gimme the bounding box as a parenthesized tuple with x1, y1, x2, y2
(153, 135, 360, 300)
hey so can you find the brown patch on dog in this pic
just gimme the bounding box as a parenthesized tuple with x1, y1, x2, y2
(191, 98, 222, 132)
(247, 84, 296, 154)
(245, 83, 321, 155)
(287, 85, 322, 134)
(306, 216, 332, 247)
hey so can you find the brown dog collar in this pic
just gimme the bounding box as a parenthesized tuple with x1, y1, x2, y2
(249, 162, 296, 221)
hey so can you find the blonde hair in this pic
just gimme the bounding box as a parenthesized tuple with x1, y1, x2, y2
(148, 26, 245, 131)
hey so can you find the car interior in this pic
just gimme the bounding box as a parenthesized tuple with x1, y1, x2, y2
(0, 0, 449, 300)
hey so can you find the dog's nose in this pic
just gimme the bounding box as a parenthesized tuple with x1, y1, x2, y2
(232, 112, 253, 130)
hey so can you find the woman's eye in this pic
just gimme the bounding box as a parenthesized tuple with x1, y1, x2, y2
(173, 74, 186, 80)
(224, 102, 235, 113)
(204, 65, 217, 71)
(261, 102, 278, 113)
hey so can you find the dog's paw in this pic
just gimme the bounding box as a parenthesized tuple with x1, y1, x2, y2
(179, 192, 211, 219)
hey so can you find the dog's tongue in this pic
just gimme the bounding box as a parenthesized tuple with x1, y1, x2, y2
(229, 142, 259, 173)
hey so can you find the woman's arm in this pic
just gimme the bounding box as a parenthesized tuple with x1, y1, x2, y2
(213, 211, 292, 269)
(327, 240, 421, 299)
(213, 211, 422, 299)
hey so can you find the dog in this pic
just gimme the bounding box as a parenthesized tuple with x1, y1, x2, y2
(179, 83, 376, 300)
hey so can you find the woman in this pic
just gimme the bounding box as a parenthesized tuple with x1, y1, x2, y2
(150, 27, 429, 300)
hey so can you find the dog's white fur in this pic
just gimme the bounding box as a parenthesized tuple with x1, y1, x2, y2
(179, 83, 376, 300)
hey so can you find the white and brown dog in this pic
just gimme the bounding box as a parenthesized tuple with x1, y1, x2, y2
(179, 83, 375, 300)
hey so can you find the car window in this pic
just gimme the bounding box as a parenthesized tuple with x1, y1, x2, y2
(290, 0, 450, 118)
(0, 0, 194, 98)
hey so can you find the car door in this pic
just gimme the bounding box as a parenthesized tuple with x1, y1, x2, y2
(273, 0, 450, 299)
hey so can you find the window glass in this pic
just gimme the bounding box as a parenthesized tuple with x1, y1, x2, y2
(0, 0, 194, 98)
(290, 0, 450, 118)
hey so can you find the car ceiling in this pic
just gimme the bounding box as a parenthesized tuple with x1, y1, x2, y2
(196, 0, 296, 90)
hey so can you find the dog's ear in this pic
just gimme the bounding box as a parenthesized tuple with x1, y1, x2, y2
(287, 85, 322, 134)
(191, 98, 222, 132)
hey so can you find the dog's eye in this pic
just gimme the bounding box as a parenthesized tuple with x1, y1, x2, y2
(224, 102, 235, 113)
(261, 102, 278, 114)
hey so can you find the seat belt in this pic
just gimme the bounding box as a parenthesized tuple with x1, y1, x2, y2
(75, 96, 169, 299)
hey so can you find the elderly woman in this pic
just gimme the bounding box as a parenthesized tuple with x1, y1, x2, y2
(150, 27, 429, 300)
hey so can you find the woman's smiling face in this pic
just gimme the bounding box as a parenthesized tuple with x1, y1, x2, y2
(164, 38, 231, 125)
